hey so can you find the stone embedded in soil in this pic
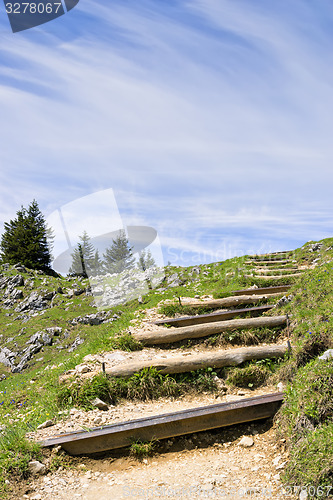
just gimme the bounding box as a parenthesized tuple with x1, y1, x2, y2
(238, 436, 254, 447)
(28, 461, 46, 475)
(91, 398, 109, 410)
(37, 419, 54, 430)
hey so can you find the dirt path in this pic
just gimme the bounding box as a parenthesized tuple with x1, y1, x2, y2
(24, 417, 291, 500)
(21, 254, 300, 500)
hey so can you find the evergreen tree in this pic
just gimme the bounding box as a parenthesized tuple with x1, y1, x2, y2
(103, 230, 135, 274)
(68, 231, 95, 277)
(90, 249, 103, 277)
(0, 200, 52, 271)
(137, 249, 156, 271)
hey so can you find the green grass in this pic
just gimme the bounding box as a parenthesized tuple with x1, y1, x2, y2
(1, 240, 333, 494)
(0, 425, 42, 496)
(130, 439, 157, 459)
(57, 367, 220, 408)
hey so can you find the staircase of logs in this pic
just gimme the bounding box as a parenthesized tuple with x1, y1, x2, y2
(42, 250, 303, 454)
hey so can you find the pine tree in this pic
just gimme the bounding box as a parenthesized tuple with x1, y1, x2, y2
(103, 230, 135, 274)
(68, 231, 95, 277)
(0, 200, 52, 271)
(137, 249, 156, 271)
(90, 249, 103, 277)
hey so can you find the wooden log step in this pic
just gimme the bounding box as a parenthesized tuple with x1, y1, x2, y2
(106, 344, 288, 377)
(249, 251, 291, 258)
(245, 260, 293, 265)
(40, 393, 284, 455)
(173, 294, 282, 311)
(232, 285, 291, 296)
(252, 268, 298, 274)
(133, 315, 287, 345)
(243, 273, 302, 280)
(153, 305, 274, 327)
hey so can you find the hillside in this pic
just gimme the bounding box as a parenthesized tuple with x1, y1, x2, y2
(0, 238, 332, 498)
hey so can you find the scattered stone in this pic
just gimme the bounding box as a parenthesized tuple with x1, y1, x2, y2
(70, 312, 110, 326)
(75, 364, 92, 374)
(309, 243, 323, 252)
(0, 347, 17, 369)
(238, 436, 254, 448)
(276, 294, 294, 307)
(37, 419, 54, 430)
(15, 291, 47, 313)
(68, 336, 84, 352)
(318, 349, 333, 361)
(91, 398, 109, 411)
(28, 460, 46, 475)
(277, 382, 285, 392)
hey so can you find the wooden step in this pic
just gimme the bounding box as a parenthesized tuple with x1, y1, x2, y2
(106, 344, 288, 377)
(232, 285, 291, 296)
(243, 273, 302, 280)
(251, 268, 298, 274)
(173, 294, 283, 311)
(40, 393, 284, 455)
(153, 305, 273, 327)
(245, 260, 293, 265)
(134, 315, 287, 345)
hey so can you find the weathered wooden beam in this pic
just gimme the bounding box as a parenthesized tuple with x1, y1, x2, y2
(173, 294, 280, 311)
(245, 260, 293, 265)
(232, 285, 291, 296)
(106, 344, 288, 377)
(153, 305, 273, 327)
(248, 251, 291, 258)
(133, 315, 287, 345)
(40, 393, 284, 455)
(252, 268, 298, 274)
(243, 273, 302, 280)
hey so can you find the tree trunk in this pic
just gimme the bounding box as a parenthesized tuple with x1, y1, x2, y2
(106, 344, 288, 377)
(243, 273, 302, 279)
(176, 293, 282, 310)
(134, 315, 287, 345)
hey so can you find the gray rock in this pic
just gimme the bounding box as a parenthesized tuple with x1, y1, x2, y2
(318, 349, 333, 361)
(68, 336, 84, 352)
(42, 291, 55, 301)
(42, 333, 52, 346)
(28, 460, 46, 475)
(13, 264, 27, 273)
(15, 291, 47, 313)
(91, 398, 109, 411)
(75, 364, 91, 374)
(238, 436, 254, 447)
(46, 327, 62, 336)
(0, 348, 17, 368)
(276, 295, 293, 307)
(10, 289, 23, 300)
(70, 312, 109, 326)
(309, 243, 323, 252)
(27, 333, 42, 345)
(37, 419, 54, 430)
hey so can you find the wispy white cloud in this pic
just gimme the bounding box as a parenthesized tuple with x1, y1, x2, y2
(0, 0, 332, 265)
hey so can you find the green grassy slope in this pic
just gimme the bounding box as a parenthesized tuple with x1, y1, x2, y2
(0, 238, 332, 496)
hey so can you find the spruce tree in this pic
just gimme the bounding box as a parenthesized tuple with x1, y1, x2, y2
(0, 200, 52, 271)
(90, 249, 103, 277)
(68, 231, 95, 277)
(103, 230, 135, 274)
(137, 249, 156, 271)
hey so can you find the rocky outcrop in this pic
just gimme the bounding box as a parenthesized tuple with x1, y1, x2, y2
(70, 311, 113, 326)
(15, 291, 48, 313)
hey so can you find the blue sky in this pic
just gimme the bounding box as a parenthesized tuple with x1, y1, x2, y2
(0, 0, 333, 267)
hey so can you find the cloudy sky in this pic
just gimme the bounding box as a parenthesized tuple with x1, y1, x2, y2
(0, 0, 332, 267)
